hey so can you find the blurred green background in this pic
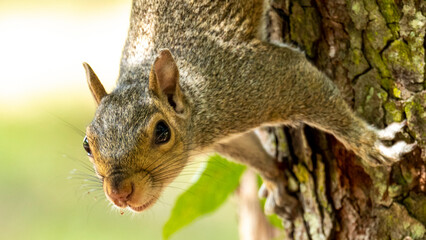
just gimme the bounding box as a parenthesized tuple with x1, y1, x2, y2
(0, 1, 238, 239)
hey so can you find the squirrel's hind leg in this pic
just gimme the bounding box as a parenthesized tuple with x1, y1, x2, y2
(213, 130, 299, 219)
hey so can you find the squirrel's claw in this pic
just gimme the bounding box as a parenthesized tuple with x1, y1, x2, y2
(258, 178, 299, 219)
(258, 183, 268, 199)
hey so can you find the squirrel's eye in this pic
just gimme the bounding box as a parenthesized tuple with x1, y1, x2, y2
(83, 136, 92, 156)
(154, 120, 171, 144)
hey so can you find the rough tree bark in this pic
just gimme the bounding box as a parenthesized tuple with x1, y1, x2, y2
(238, 0, 425, 239)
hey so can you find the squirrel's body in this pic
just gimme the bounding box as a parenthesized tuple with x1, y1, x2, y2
(114, 0, 340, 148)
(83, 0, 415, 213)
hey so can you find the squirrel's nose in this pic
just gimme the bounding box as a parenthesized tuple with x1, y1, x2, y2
(105, 179, 134, 207)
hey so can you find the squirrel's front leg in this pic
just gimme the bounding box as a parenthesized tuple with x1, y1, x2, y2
(213, 130, 299, 219)
(300, 92, 416, 166)
(254, 42, 416, 166)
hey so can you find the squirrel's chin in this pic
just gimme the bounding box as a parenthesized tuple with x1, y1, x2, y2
(128, 198, 157, 212)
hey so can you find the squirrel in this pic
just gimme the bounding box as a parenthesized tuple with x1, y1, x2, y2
(82, 0, 416, 213)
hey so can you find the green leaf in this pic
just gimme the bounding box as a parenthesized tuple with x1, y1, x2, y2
(267, 211, 285, 230)
(162, 154, 246, 240)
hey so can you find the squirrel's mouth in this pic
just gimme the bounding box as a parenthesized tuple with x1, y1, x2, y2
(128, 198, 156, 212)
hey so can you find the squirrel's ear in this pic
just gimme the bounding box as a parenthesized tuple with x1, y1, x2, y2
(83, 62, 107, 105)
(149, 49, 184, 113)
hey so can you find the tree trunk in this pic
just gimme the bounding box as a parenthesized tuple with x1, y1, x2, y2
(240, 0, 426, 239)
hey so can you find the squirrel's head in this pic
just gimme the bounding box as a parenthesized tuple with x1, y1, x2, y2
(82, 49, 189, 212)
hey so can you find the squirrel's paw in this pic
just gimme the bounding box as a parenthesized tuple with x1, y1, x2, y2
(361, 140, 416, 166)
(362, 121, 416, 166)
(258, 177, 299, 219)
(374, 140, 417, 163)
(377, 120, 407, 140)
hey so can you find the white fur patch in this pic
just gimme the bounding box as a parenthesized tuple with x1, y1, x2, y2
(377, 120, 406, 140)
(378, 141, 416, 160)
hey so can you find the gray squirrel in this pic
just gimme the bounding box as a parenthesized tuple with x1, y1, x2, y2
(82, 0, 415, 213)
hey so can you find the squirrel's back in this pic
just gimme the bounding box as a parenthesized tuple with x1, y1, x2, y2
(115, 0, 314, 145)
(119, 0, 268, 84)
